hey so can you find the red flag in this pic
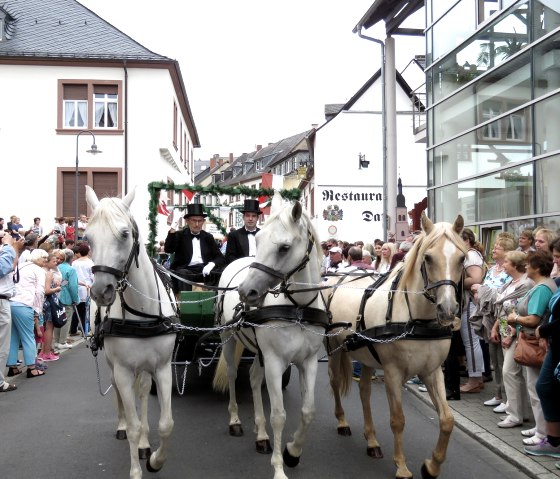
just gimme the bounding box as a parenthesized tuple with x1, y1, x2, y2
(259, 173, 273, 213)
(182, 189, 195, 202)
(157, 200, 170, 216)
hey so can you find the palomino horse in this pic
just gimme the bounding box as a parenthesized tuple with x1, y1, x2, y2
(325, 213, 465, 479)
(85, 186, 177, 479)
(212, 193, 328, 479)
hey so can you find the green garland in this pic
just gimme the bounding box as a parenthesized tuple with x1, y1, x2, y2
(146, 182, 302, 257)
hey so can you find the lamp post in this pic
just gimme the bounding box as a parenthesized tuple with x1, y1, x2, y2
(75, 130, 102, 226)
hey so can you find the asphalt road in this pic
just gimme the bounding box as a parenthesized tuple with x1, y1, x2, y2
(1, 343, 529, 479)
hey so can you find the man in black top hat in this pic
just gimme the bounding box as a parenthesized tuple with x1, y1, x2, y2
(164, 203, 226, 292)
(225, 199, 262, 264)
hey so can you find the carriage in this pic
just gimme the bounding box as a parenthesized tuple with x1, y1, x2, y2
(173, 289, 292, 389)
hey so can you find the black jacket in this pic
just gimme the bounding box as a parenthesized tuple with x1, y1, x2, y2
(225, 227, 259, 264)
(165, 228, 226, 271)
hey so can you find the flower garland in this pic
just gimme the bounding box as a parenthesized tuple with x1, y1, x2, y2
(146, 181, 302, 257)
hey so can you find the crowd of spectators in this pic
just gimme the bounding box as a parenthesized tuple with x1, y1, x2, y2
(0, 215, 93, 393)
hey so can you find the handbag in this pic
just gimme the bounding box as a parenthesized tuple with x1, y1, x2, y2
(48, 294, 67, 328)
(513, 331, 546, 367)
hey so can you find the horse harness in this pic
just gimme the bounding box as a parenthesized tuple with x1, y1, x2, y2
(336, 262, 461, 364)
(217, 228, 340, 367)
(89, 218, 178, 356)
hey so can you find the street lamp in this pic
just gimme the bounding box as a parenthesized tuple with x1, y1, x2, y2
(75, 130, 102, 226)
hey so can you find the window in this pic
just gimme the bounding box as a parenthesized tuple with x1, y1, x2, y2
(58, 168, 121, 217)
(58, 80, 122, 132)
(173, 102, 178, 148)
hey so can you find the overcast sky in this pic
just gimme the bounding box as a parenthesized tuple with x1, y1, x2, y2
(79, 0, 424, 162)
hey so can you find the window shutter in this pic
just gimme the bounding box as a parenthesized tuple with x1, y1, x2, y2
(64, 84, 87, 100)
(92, 172, 119, 198)
(94, 84, 118, 95)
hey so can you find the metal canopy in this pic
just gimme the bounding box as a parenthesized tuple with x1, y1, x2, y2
(354, 0, 424, 35)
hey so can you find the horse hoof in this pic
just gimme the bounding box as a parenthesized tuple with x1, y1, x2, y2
(421, 463, 437, 479)
(337, 426, 352, 436)
(138, 447, 151, 460)
(255, 439, 272, 454)
(145, 452, 162, 473)
(367, 446, 383, 458)
(115, 430, 127, 440)
(283, 446, 300, 468)
(229, 424, 244, 437)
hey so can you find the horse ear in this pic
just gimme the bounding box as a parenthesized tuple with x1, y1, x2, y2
(85, 185, 99, 210)
(123, 186, 136, 209)
(421, 211, 434, 234)
(270, 191, 283, 215)
(453, 215, 464, 234)
(291, 201, 302, 223)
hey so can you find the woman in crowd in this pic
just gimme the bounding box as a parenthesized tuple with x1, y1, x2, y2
(6, 249, 48, 378)
(38, 252, 62, 362)
(70, 243, 94, 336)
(488, 251, 534, 428)
(471, 236, 515, 402)
(456, 229, 486, 394)
(376, 242, 396, 274)
(506, 251, 556, 440)
(526, 268, 560, 461)
(54, 248, 79, 350)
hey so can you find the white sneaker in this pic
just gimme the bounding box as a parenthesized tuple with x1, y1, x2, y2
(57, 342, 73, 350)
(484, 397, 502, 407)
(522, 427, 537, 437)
(493, 403, 507, 413)
(523, 433, 546, 446)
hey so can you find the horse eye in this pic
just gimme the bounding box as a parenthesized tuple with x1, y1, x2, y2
(425, 254, 433, 264)
(120, 230, 130, 239)
(279, 245, 290, 254)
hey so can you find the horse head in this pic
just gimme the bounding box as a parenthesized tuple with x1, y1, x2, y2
(402, 213, 466, 327)
(238, 193, 319, 306)
(85, 186, 139, 307)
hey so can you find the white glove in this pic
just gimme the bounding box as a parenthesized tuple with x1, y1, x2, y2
(169, 208, 179, 230)
(202, 262, 215, 276)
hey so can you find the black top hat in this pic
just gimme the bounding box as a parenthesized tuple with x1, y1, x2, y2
(241, 199, 261, 215)
(183, 203, 207, 219)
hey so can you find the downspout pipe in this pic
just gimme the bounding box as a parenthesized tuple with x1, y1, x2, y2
(123, 61, 128, 195)
(355, 27, 388, 241)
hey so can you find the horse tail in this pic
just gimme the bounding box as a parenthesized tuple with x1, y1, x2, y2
(329, 349, 353, 397)
(212, 340, 244, 393)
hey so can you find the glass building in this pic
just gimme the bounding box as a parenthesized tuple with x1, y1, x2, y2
(424, 0, 560, 247)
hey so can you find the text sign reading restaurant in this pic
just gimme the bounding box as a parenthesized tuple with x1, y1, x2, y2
(317, 187, 384, 243)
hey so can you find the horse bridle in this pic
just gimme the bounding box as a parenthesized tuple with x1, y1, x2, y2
(419, 260, 462, 305)
(249, 228, 317, 307)
(90, 219, 168, 320)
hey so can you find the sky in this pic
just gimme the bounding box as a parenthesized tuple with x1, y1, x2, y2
(79, 0, 425, 162)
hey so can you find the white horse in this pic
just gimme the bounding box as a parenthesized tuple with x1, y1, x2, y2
(325, 214, 465, 479)
(85, 186, 177, 479)
(212, 194, 328, 479)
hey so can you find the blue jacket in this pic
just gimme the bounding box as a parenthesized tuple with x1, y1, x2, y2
(58, 262, 79, 306)
(0, 245, 16, 297)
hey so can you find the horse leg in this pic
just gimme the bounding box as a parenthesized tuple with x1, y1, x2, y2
(113, 367, 143, 479)
(384, 367, 412, 479)
(250, 356, 271, 453)
(223, 339, 244, 437)
(264, 359, 288, 479)
(358, 365, 383, 459)
(419, 368, 454, 479)
(328, 351, 352, 436)
(284, 355, 318, 467)
(114, 381, 128, 440)
(137, 372, 152, 460)
(147, 363, 175, 473)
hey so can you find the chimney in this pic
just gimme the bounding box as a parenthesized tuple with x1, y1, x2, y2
(256, 144, 262, 151)
(229, 153, 234, 163)
(210, 158, 216, 169)
(311, 123, 318, 129)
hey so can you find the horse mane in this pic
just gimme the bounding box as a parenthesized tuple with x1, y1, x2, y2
(88, 197, 136, 241)
(398, 222, 466, 292)
(263, 202, 323, 268)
